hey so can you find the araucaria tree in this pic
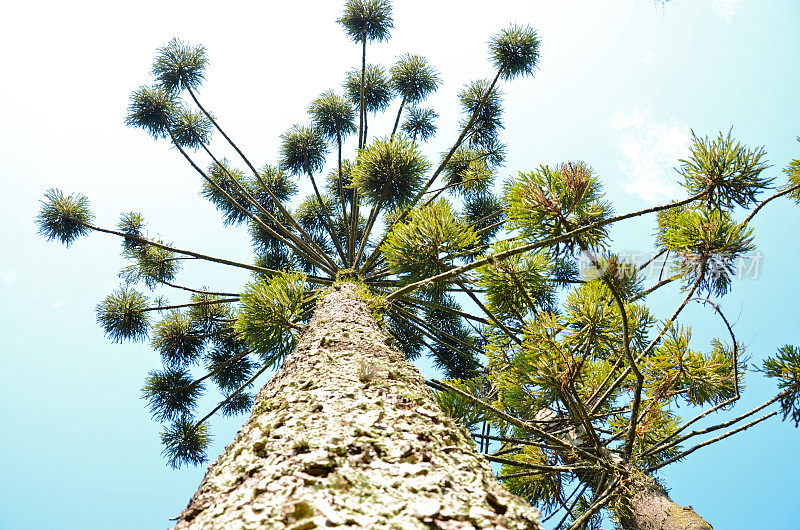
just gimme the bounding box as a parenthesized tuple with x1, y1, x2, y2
(37, 1, 800, 529)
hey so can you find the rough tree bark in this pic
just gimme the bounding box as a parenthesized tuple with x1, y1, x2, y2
(174, 283, 543, 529)
(617, 473, 712, 530)
(573, 468, 713, 529)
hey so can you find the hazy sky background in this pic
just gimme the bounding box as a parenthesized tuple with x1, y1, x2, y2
(1, 0, 799, 528)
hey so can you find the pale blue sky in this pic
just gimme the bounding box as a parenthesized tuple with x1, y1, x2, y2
(1, 0, 799, 528)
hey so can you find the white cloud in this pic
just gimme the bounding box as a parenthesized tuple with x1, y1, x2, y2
(51, 299, 68, 308)
(610, 104, 691, 204)
(713, 0, 743, 21)
(0, 269, 18, 284)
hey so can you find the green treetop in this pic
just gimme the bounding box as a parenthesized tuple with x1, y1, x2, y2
(37, 1, 800, 528)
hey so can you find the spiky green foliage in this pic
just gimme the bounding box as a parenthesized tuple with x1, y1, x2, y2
(459, 80, 504, 151)
(41, 7, 796, 520)
(402, 107, 437, 142)
(337, 0, 393, 42)
(151, 311, 205, 367)
(326, 159, 356, 203)
(344, 64, 394, 113)
(96, 287, 150, 343)
(308, 91, 357, 140)
(120, 242, 180, 289)
(142, 367, 205, 422)
(385, 308, 424, 360)
(172, 108, 212, 149)
(489, 25, 541, 80)
(484, 279, 655, 421)
(220, 393, 254, 417)
(125, 86, 179, 139)
(609, 406, 682, 468)
(658, 207, 755, 296)
(477, 241, 556, 321)
(296, 195, 337, 236)
(562, 280, 655, 355)
(382, 199, 477, 285)
(784, 157, 800, 202)
(581, 254, 643, 301)
(255, 247, 296, 273)
(498, 444, 564, 512)
(506, 162, 613, 255)
(36, 189, 94, 246)
(424, 298, 481, 379)
(679, 130, 771, 209)
(551, 256, 579, 287)
(160, 417, 211, 469)
(206, 162, 297, 227)
(352, 136, 430, 208)
(187, 292, 233, 335)
(645, 332, 740, 407)
(279, 125, 328, 175)
(258, 164, 298, 206)
(234, 272, 307, 366)
(442, 146, 494, 196)
(390, 54, 440, 103)
(434, 377, 489, 430)
(152, 38, 207, 93)
(294, 232, 335, 274)
(117, 211, 146, 250)
(496, 313, 592, 411)
(431, 341, 478, 381)
(460, 192, 505, 260)
(462, 192, 505, 231)
(250, 213, 327, 273)
(205, 340, 257, 392)
(760, 345, 800, 426)
(201, 160, 253, 225)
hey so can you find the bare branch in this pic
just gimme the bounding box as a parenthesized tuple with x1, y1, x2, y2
(646, 411, 778, 473)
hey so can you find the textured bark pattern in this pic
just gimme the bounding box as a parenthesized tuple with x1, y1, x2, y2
(175, 283, 542, 529)
(621, 475, 712, 530)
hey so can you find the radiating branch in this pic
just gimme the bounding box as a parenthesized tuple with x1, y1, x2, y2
(454, 278, 522, 345)
(629, 273, 682, 302)
(361, 70, 505, 272)
(399, 296, 492, 327)
(144, 297, 239, 312)
(386, 189, 710, 301)
(199, 144, 337, 273)
(169, 346, 256, 395)
(741, 181, 800, 227)
(194, 363, 272, 428)
(85, 223, 333, 285)
(588, 269, 705, 415)
(427, 379, 614, 469)
(182, 81, 337, 270)
(644, 391, 787, 459)
(486, 454, 599, 474)
(304, 164, 348, 264)
(158, 280, 239, 298)
(646, 411, 778, 473)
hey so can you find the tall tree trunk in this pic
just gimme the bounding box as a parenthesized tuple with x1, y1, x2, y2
(174, 283, 542, 529)
(617, 473, 712, 530)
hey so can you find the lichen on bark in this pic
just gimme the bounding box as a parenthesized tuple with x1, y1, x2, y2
(174, 282, 542, 529)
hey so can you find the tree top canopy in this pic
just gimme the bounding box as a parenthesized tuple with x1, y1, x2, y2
(35, 1, 800, 528)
